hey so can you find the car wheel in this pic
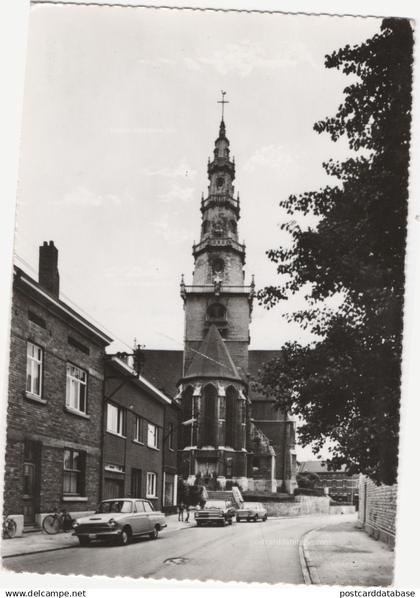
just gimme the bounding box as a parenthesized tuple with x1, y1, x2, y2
(78, 537, 90, 547)
(253, 515, 258, 522)
(263, 515, 268, 521)
(149, 526, 159, 540)
(118, 527, 131, 546)
(219, 519, 225, 527)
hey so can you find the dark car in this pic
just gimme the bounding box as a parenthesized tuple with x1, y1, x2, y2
(194, 499, 236, 527)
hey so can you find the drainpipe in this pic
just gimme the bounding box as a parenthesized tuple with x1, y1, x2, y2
(161, 405, 166, 512)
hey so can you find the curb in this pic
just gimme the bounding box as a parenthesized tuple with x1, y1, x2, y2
(298, 525, 331, 585)
(2, 523, 195, 560)
(3, 543, 77, 560)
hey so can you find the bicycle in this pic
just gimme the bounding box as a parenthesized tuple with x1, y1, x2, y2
(42, 507, 75, 535)
(3, 514, 17, 539)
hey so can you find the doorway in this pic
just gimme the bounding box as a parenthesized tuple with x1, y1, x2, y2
(23, 440, 41, 526)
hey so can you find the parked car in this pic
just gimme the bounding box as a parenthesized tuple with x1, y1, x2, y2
(72, 498, 167, 546)
(194, 499, 236, 527)
(236, 502, 268, 522)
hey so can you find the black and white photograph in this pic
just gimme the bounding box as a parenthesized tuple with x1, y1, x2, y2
(0, 0, 418, 591)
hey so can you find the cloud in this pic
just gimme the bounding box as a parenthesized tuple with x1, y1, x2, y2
(51, 187, 127, 207)
(138, 41, 317, 77)
(139, 163, 196, 180)
(109, 127, 176, 135)
(243, 145, 296, 173)
(158, 183, 196, 205)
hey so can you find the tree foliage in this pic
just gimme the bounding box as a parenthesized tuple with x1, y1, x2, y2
(258, 18, 413, 485)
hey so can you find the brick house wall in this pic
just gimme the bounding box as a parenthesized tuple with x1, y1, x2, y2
(103, 359, 178, 512)
(4, 263, 111, 533)
(358, 475, 397, 547)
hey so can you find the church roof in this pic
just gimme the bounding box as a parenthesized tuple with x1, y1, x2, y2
(183, 324, 243, 383)
(141, 348, 283, 398)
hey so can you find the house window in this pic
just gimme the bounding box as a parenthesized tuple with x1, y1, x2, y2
(134, 416, 144, 443)
(66, 363, 87, 414)
(146, 472, 157, 498)
(26, 342, 43, 397)
(147, 423, 159, 449)
(107, 403, 126, 436)
(63, 449, 85, 496)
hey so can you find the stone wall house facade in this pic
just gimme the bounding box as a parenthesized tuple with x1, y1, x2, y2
(103, 356, 179, 512)
(4, 242, 112, 535)
(358, 475, 397, 547)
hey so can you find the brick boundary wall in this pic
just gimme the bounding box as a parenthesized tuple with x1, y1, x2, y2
(358, 476, 397, 547)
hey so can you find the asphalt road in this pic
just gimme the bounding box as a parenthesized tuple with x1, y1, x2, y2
(3, 515, 339, 584)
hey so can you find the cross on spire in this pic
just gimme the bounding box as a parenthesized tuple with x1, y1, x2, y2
(217, 90, 229, 121)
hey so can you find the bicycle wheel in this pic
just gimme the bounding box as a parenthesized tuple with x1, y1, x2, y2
(5, 518, 17, 538)
(42, 514, 61, 534)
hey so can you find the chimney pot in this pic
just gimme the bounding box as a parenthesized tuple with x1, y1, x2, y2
(39, 241, 60, 297)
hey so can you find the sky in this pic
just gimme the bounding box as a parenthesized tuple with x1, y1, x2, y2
(14, 4, 382, 356)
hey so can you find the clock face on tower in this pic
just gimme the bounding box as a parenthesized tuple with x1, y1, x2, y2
(216, 176, 224, 189)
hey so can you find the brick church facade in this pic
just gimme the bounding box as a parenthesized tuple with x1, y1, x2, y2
(143, 115, 297, 493)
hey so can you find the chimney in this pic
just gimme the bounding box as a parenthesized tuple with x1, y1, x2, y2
(39, 241, 60, 297)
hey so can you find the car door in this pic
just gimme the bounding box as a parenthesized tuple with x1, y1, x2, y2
(133, 500, 150, 534)
(142, 500, 156, 531)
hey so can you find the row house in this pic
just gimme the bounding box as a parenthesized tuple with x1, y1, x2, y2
(103, 356, 180, 512)
(3, 242, 180, 535)
(4, 242, 112, 534)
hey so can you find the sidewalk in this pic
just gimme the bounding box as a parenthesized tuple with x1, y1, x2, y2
(301, 517, 394, 586)
(1, 515, 194, 559)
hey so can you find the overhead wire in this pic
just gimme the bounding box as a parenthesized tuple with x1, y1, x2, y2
(13, 252, 231, 370)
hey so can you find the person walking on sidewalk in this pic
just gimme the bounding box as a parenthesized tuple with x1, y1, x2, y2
(177, 502, 186, 522)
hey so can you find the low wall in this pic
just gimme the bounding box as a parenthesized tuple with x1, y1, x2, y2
(262, 495, 331, 517)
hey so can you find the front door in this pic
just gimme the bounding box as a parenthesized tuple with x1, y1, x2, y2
(23, 440, 41, 526)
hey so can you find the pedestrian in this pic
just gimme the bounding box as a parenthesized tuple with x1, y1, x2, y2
(177, 501, 185, 522)
(185, 504, 191, 523)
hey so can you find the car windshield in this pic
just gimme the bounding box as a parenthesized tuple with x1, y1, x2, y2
(97, 500, 133, 514)
(243, 503, 263, 509)
(205, 501, 227, 508)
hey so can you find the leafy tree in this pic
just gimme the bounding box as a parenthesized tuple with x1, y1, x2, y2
(258, 18, 413, 485)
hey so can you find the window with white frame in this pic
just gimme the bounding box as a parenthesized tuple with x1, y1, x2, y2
(134, 415, 144, 443)
(146, 472, 157, 497)
(63, 448, 85, 496)
(66, 363, 87, 414)
(107, 402, 126, 436)
(147, 423, 159, 449)
(26, 342, 43, 397)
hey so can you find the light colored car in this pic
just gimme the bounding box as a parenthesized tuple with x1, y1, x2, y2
(236, 502, 268, 522)
(72, 498, 167, 546)
(194, 499, 236, 527)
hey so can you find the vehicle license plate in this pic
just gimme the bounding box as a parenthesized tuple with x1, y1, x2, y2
(88, 534, 97, 539)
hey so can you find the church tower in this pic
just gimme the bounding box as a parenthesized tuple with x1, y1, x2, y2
(178, 95, 255, 489)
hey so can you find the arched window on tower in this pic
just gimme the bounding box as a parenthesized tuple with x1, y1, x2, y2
(225, 386, 238, 448)
(202, 220, 210, 236)
(206, 303, 227, 323)
(202, 384, 217, 447)
(212, 258, 224, 275)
